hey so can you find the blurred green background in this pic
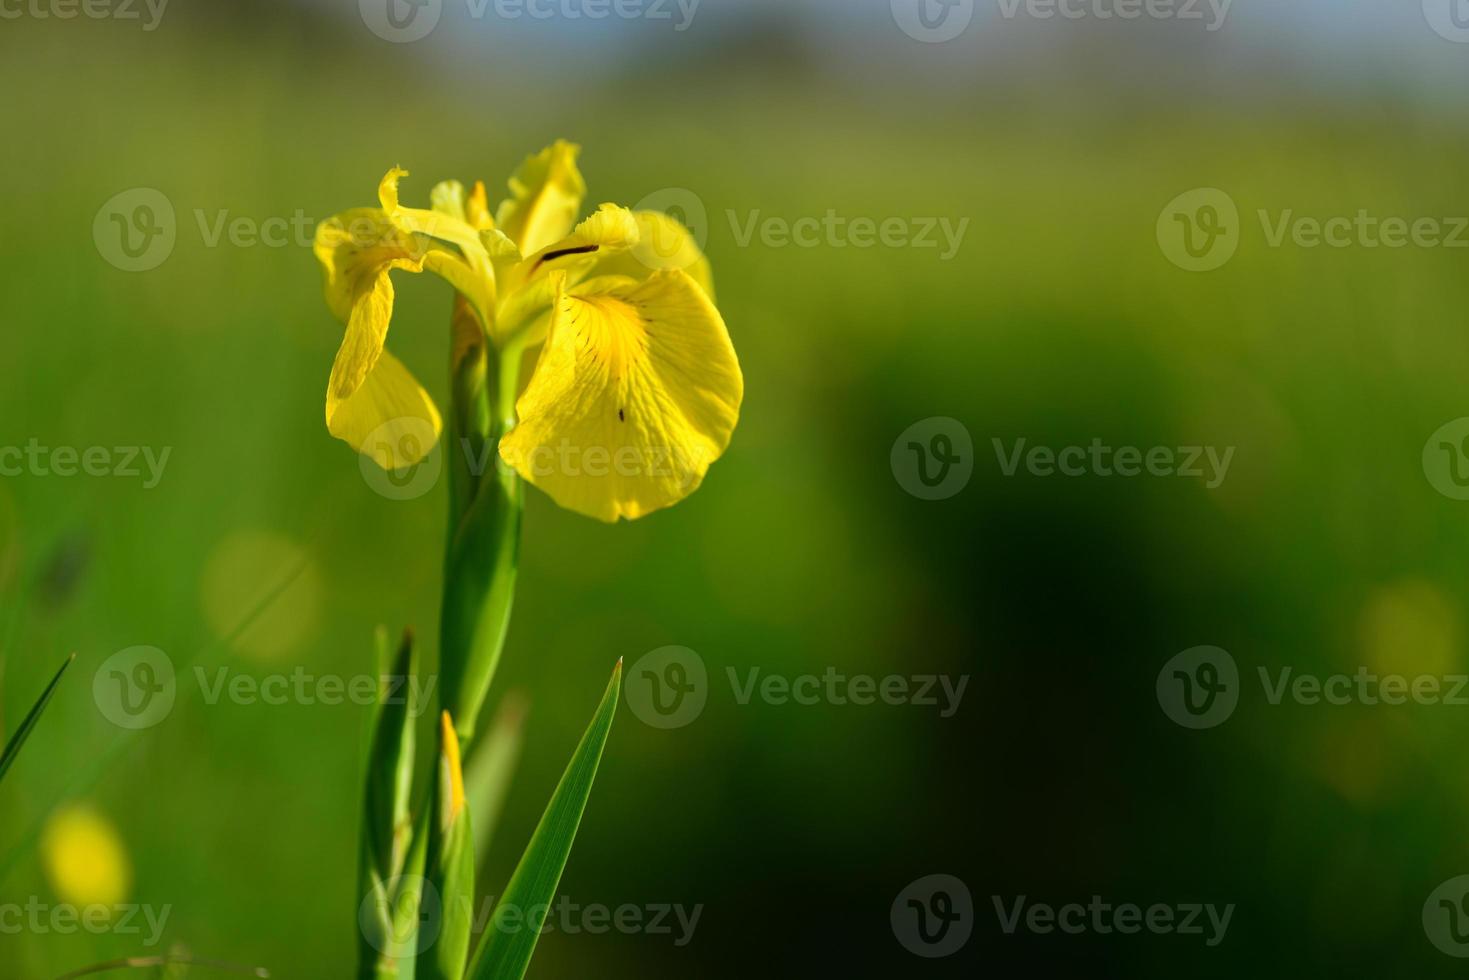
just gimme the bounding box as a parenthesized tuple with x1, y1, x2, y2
(5, 0, 1469, 975)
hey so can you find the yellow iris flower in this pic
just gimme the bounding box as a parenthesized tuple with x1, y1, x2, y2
(313, 140, 743, 522)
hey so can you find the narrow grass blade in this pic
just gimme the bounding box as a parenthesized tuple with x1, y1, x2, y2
(0, 651, 74, 785)
(466, 661, 622, 980)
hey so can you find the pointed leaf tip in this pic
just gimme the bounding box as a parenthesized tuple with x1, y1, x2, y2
(0, 652, 76, 786)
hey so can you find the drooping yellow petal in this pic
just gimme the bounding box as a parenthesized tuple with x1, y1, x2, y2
(315, 198, 437, 463)
(326, 265, 398, 412)
(327, 347, 442, 469)
(313, 208, 423, 323)
(495, 140, 586, 256)
(588, 210, 715, 300)
(499, 270, 742, 522)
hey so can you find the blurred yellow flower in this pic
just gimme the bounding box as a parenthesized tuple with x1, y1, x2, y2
(40, 804, 132, 909)
(313, 140, 742, 522)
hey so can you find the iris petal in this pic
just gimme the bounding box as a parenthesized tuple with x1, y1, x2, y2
(499, 270, 743, 522)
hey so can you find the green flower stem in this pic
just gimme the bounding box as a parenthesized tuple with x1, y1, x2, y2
(441, 299, 524, 746)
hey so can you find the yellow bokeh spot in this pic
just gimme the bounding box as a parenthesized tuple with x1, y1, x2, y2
(1358, 579, 1459, 679)
(200, 530, 323, 662)
(40, 805, 132, 909)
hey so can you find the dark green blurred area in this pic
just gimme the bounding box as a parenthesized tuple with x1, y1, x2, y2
(4, 1, 1469, 976)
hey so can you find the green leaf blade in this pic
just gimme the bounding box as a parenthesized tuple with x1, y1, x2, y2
(467, 660, 622, 980)
(360, 630, 422, 980)
(0, 651, 74, 785)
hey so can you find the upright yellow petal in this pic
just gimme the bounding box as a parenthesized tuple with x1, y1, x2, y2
(496, 205, 642, 344)
(379, 169, 497, 322)
(588, 210, 715, 300)
(495, 140, 586, 256)
(466, 180, 495, 231)
(522, 203, 640, 271)
(378, 166, 410, 211)
(499, 270, 743, 521)
(430, 179, 468, 222)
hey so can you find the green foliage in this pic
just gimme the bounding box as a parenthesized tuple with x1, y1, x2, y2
(467, 662, 622, 980)
(0, 652, 73, 786)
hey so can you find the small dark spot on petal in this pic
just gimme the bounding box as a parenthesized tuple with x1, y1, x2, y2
(618, 408, 625, 421)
